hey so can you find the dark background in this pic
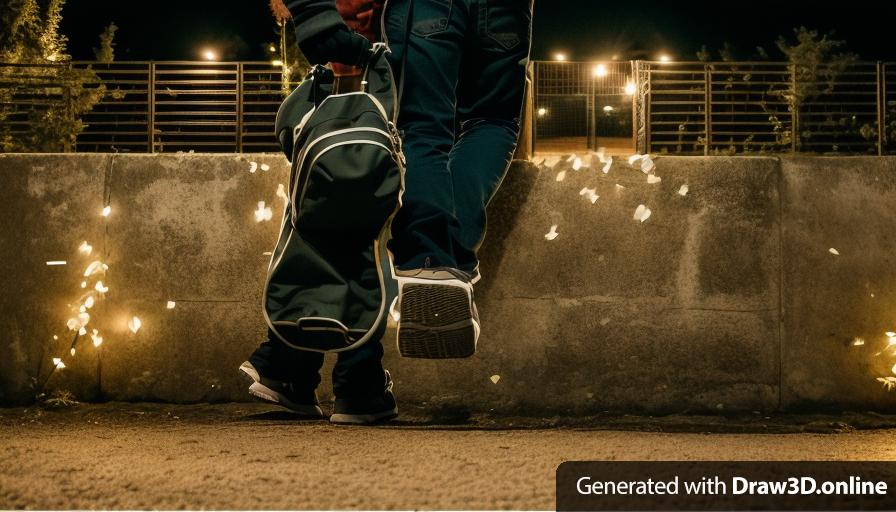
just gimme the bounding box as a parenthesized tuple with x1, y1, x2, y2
(60, 0, 896, 62)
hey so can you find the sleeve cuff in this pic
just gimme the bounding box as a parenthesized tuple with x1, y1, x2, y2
(288, 8, 347, 45)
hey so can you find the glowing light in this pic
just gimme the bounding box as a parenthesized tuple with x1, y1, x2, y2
(271, 60, 284, 67)
(602, 105, 614, 113)
(624, 82, 637, 95)
(659, 54, 672, 63)
(593, 64, 607, 77)
(128, 316, 142, 334)
(254, 201, 273, 222)
(91, 329, 103, 347)
(202, 49, 218, 61)
(78, 241, 93, 256)
(101, 206, 111, 217)
(46, 260, 67, 266)
(268, 45, 277, 53)
(537, 107, 547, 117)
(553, 52, 567, 62)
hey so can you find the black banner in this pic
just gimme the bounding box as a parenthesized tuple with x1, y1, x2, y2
(557, 461, 896, 510)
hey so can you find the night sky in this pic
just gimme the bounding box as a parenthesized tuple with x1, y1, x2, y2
(60, 0, 896, 62)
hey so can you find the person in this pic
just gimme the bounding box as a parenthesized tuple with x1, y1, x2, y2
(240, 0, 533, 424)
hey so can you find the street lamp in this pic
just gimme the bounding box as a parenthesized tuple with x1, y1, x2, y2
(624, 81, 637, 96)
(593, 64, 608, 77)
(659, 54, 672, 63)
(553, 52, 567, 62)
(202, 49, 218, 61)
(537, 107, 548, 117)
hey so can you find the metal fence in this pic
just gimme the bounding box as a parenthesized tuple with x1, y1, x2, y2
(1, 59, 894, 155)
(0, 61, 296, 153)
(634, 60, 894, 155)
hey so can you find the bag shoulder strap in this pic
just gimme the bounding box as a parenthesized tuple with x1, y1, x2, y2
(397, 0, 414, 106)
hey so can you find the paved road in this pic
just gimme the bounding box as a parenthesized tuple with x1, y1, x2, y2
(2, 403, 896, 509)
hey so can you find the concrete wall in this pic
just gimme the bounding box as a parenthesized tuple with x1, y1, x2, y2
(1, 153, 895, 414)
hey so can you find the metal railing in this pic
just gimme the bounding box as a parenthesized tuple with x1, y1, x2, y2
(0, 61, 297, 153)
(1, 60, 894, 155)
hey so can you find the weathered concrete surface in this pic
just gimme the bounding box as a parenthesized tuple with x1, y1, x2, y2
(1, 153, 895, 413)
(3, 403, 896, 510)
(781, 157, 896, 410)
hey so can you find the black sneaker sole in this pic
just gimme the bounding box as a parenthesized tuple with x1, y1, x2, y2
(397, 283, 477, 358)
(329, 407, 399, 425)
(238, 362, 325, 418)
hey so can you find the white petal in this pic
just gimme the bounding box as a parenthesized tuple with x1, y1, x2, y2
(829, 248, 840, 256)
(78, 241, 93, 256)
(601, 157, 613, 173)
(596, 148, 608, 163)
(647, 174, 662, 184)
(579, 187, 599, 204)
(572, 157, 583, 171)
(166, 301, 176, 309)
(260, 163, 270, 172)
(248, 161, 258, 173)
(531, 156, 546, 167)
(640, 156, 656, 173)
(566, 154, 577, 163)
(544, 224, 559, 241)
(489, 374, 501, 384)
(544, 156, 561, 168)
(627, 154, 643, 166)
(128, 316, 142, 334)
(101, 206, 112, 217)
(555, 170, 567, 182)
(678, 184, 689, 196)
(634, 204, 652, 223)
(94, 281, 109, 294)
(83, 260, 106, 277)
(254, 201, 273, 222)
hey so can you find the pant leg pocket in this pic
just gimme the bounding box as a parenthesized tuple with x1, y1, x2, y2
(411, 0, 453, 37)
(484, 0, 531, 50)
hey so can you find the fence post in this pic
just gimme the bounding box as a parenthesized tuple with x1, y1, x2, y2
(704, 65, 712, 156)
(878, 61, 885, 156)
(237, 63, 244, 154)
(790, 66, 799, 153)
(148, 62, 155, 153)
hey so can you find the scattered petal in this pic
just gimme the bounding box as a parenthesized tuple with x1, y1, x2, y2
(78, 327, 87, 336)
(166, 301, 176, 309)
(601, 157, 613, 173)
(94, 281, 109, 294)
(77, 312, 90, 327)
(829, 248, 840, 256)
(579, 187, 599, 204)
(78, 241, 93, 256)
(566, 154, 577, 163)
(276, 184, 289, 204)
(490, 374, 501, 384)
(627, 154, 643, 166)
(647, 174, 662, 184)
(46, 260, 67, 266)
(892, 363, 896, 376)
(80, 281, 87, 288)
(128, 316, 142, 334)
(66, 318, 79, 331)
(852, 337, 865, 346)
(83, 261, 106, 278)
(52, 357, 65, 369)
(600, 317, 611, 326)
(544, 224, 559, 241)
(678, 184, 689, 196)
(531, 156, 546, 167)
(101, 206, 112, 217)
(254, 201, 273, 222)
(83, 296, 95, 309)
(260, 163, 271, 172)
(70, 347, 76, 356)
(615, 184, 625, 190)
(877, 377, 896, 391)
(572, 157, 583, 171)
(248, 161, 258, 173)
(640, 156, 655, 173)
(544, 156, 561, 168)
(555, 170, 566, 182)
(634, 204, 652, 223)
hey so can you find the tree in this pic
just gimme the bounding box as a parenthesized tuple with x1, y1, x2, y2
(93, 22, 118, 63)
(0, 0, 111, 152)
(268, 0, 311, 95)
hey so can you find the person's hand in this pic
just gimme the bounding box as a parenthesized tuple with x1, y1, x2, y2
(300, 27, 372, 67)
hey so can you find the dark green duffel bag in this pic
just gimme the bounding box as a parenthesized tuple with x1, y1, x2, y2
(265, 43, 404, 352)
